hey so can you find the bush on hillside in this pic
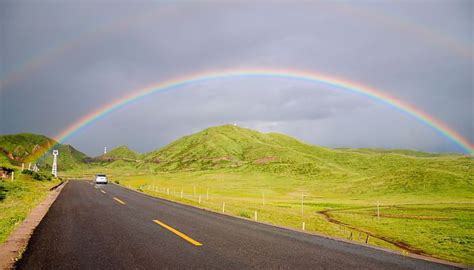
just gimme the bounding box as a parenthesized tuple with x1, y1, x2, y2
(21, 169, 52, 181)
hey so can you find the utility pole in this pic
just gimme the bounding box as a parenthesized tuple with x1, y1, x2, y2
(52, 150, 59, 177)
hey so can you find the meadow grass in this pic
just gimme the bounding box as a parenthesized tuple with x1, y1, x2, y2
(330, 204, 474, 264)
(0, 174, 61, 243)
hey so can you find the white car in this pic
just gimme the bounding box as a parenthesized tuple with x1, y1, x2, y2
(95, 174, 108, 184)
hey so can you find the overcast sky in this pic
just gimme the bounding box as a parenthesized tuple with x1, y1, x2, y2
(1, 0, 472, 156)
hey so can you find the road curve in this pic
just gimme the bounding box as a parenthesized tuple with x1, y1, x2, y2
(16, 180, 460, 269)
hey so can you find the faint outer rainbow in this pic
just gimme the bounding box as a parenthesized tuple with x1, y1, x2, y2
(2, 5, 472, 90)
(41, 68, 474, 158)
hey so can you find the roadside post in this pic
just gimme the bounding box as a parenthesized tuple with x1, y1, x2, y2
(11, 171, 14, 181)
(254, 211, 258, 221)
(301, 194, 305, 216)
(222, 202, 226, 213)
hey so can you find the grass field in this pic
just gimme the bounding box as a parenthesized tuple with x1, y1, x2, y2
(0, 173, 61, 243)
(329, 204, 474, 264)
(63, 167, 473, 265)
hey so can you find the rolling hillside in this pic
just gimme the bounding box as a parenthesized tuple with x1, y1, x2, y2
(2, 126, 472, 198)
(95, 146, 141, 162)
(0, 133, 88, 169)
(141, 125, 473, 197)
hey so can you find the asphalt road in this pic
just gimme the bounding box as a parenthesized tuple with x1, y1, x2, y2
(16, 180, 460, 269)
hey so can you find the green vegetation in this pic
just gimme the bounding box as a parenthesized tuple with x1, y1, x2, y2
(0, 133, 87, 169)
(0, 171, 61, 243)
(3, 125, 473, 264)
(21, 169, 52, 181)
(95, 146, 141, 161)
(329, 204, 473, 264)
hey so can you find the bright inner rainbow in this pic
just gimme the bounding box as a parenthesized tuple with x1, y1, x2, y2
(37, 68, 474, 160)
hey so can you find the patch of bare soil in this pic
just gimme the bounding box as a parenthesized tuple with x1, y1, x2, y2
(254, 156, 278, 164)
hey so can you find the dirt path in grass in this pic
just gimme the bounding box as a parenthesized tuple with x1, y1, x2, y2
(317, 209, 431, 257)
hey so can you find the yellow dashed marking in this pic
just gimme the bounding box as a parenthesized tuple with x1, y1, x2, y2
(153, 219, 202, 246)
(113, 197, 126, 205)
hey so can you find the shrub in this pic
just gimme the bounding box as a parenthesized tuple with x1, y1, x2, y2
(21, 169, 33, 175)
(22, 170, 52, 181)
(239, 211, 251, 219)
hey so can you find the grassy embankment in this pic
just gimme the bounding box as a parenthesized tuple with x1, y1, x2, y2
(0, 172, 61, 243)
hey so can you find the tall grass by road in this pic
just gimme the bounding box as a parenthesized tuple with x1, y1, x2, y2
(0, 173, 61, 243)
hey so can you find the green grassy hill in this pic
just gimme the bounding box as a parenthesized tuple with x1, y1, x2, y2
(141, 125, 472, 198)
(143, 124, 330, 170)
(0, 133, 88, 170)
(95, 146, 141, 162)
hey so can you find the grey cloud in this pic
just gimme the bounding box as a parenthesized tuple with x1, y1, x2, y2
(1, 0, 472, 156)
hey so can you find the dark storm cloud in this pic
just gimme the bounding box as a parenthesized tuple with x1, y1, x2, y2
(1, 0, 472, 156)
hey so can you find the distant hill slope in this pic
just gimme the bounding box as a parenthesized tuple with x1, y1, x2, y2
(142, 125, 473, 196)
(0, 133, 88, 169)
(95, 146, 141, 161)
(143, 124, 330, 171)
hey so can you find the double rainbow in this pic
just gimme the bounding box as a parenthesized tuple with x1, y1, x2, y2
(41, 68, 474, 159)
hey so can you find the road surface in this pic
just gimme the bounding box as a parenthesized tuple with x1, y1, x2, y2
(16, 180, 460, 269)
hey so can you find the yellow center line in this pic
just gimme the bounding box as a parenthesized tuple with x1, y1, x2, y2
(101, 190, 106, 194)
(153, 219, 202, 246)
(113, 197, 126, 205)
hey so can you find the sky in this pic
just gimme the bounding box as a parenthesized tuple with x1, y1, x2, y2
(0, 0, 472, 156)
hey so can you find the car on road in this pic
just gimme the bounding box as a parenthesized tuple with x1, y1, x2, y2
(95, 174, 108, 184)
